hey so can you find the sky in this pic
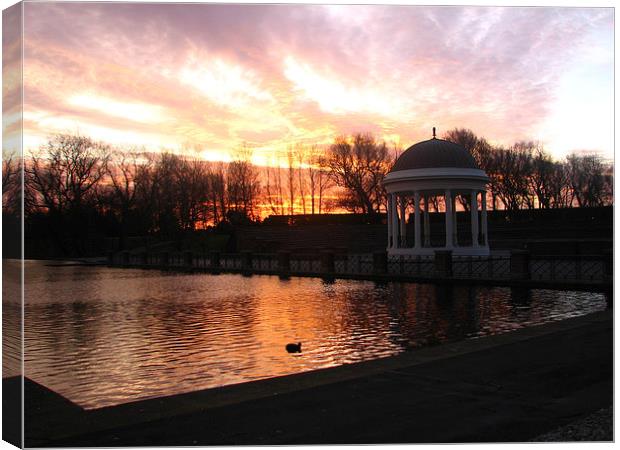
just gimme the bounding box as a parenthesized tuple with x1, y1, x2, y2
(3, 2, 615, 164)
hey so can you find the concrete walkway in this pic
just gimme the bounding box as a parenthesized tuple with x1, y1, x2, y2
(532, 406, 613, 441)
(19, 310, 612, 446)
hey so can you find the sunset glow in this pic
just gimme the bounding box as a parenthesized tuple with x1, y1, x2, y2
(5, 3, 614, 162)
(67, 94, 167, 124)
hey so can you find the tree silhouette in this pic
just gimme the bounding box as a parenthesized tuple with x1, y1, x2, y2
(226, 147, 261, 221)
(2, 154, 20, 215)
(324, 133, 394, 214)
(566, 153, 611, 207)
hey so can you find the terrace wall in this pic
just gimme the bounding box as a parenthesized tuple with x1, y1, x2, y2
(237, 206, 612, 256)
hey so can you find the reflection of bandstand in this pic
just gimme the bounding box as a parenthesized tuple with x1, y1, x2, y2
(383, 128, 490, 256)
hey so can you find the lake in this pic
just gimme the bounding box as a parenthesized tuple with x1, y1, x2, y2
(3, 260, 606, 409)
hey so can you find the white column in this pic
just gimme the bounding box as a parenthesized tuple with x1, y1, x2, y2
(481, 190, 488, 247)
(391, 193, 399, 248)
(414, 191, 421, 250)
(452, 194, 458, 246)
(387, 193, 393, 249)
(471, 190, 479, 247)
(445, 189, 453, 249)
(423, 195, 431, 247)
(399, 195, 407, 247)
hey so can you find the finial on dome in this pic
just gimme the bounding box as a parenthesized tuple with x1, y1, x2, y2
(432, 127, 436, 139)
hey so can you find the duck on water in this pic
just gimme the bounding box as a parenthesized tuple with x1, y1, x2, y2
(286, 342, 302, 353)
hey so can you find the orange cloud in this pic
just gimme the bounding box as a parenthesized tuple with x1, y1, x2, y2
(15, 3, 614, 163)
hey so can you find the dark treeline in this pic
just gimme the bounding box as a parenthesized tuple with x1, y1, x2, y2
(1, 129, 613, 255)
(4, 135, 266, 253)
(443, 128, 613, 211)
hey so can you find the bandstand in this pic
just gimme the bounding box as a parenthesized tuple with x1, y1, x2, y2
(383, 128, 490, 256)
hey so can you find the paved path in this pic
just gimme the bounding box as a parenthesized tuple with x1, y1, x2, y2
(532, 406, 613, 441)
(17, 310, 612, 446)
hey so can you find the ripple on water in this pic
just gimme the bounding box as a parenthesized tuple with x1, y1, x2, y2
(10, 261, 607, 409)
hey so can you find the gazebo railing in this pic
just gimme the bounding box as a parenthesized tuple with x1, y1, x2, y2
(529, 255, 605, 282)
(387, 255, 435, 277)
(451, 255, 511, 279)
(336, 254, 375, 275)
(109, 249, 610, 290)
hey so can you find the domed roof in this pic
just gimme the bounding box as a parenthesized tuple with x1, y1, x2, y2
(390, 136, 479, 172)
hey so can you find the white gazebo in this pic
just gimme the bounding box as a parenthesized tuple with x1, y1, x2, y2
(383, 128, 490, 256)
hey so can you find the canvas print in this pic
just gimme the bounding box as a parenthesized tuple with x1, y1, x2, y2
(1, 1, 614, 447)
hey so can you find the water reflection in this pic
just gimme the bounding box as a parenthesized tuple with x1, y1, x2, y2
(12, 260, 606, 409)
(2, 259, 22, 378)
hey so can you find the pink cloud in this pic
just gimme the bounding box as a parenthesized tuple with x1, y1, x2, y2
(16, 3, 614, 161)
